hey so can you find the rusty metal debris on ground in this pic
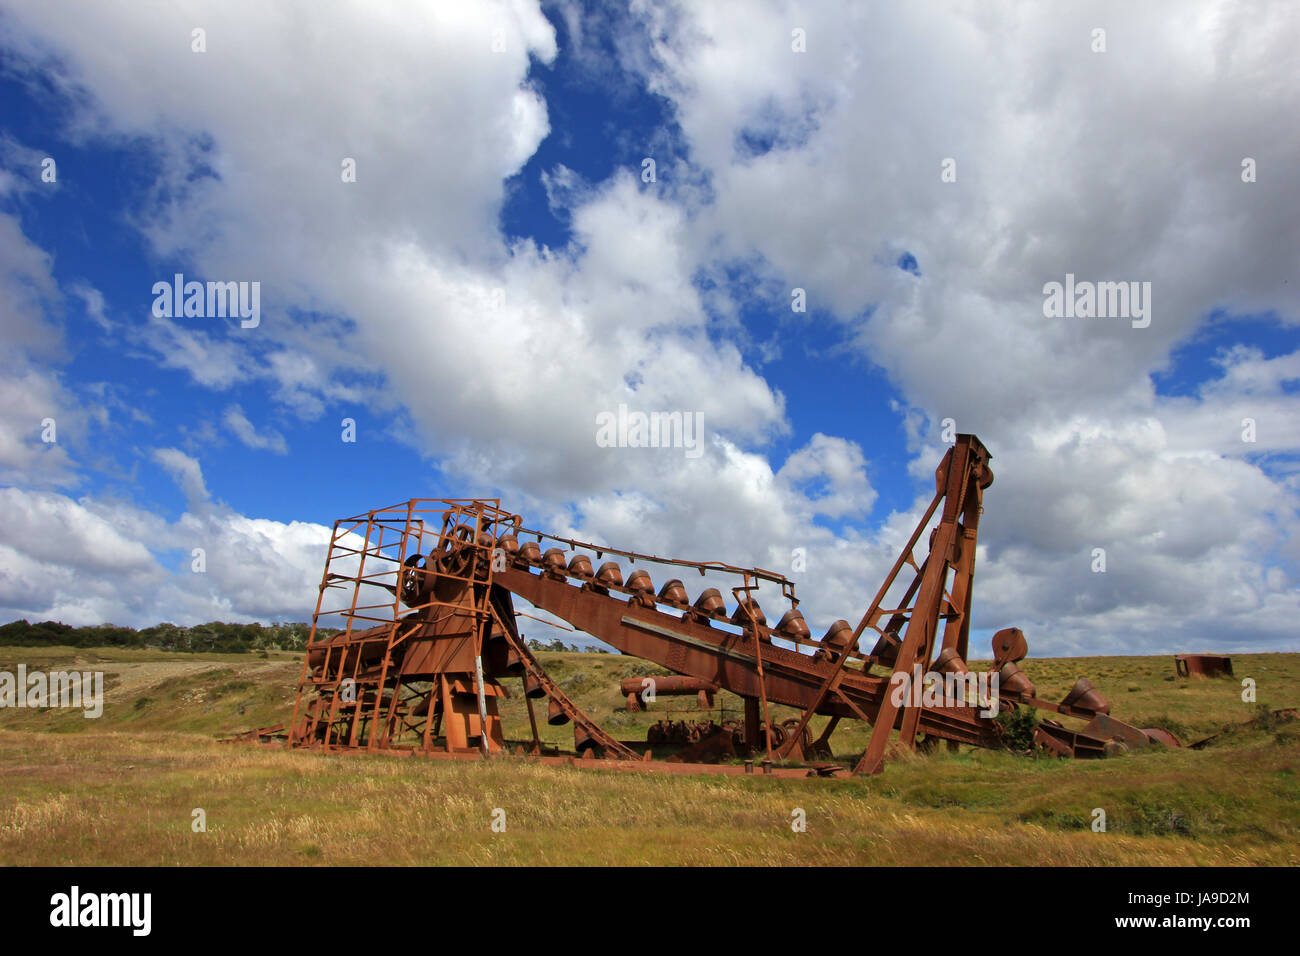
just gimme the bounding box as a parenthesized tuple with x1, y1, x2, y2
(278, 434, 1178, 775)
(221, 723, 286, 744)
(1187, 707, 1298, 750)
(1175, 654, 1234, 678)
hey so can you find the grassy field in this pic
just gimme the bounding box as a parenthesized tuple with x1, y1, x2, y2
(1, 645, 1297, 865)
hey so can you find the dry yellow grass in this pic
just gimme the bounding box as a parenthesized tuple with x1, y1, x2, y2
(0, 724, 1295, 866)
(1, 647, 1296, 865)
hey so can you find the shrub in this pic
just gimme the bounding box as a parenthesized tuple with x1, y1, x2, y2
(994, 705, 1039, 753)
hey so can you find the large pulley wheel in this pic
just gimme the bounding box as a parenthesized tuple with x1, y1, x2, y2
(400, 553, 428, 606)
(432, 523, 477, 578)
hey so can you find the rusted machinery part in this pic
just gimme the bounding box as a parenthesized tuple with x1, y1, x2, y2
(811, 620, 853, 664)
(1141, 727, 1181, 748)
(658, 578, 689, 606)
(568, 554, 594, 581)
(775, 607, 810, 641)
(626, 569, 656, 607)
(219, 723, 286, 744)
(869, 627, 902, 668)
(781, 717, 812, 751)
(618, 675, 719, 696)
(1032, 714, 1180, 758)
(933, 646, 968, 675)
(400, 552, 429, 606)
(304, 624, 391, 676)
(523, 671, 546, 699)
(691, 587, 727, 623)
(644, 718, 718, 746)
(756, 720, 794, 749)
(996, 661, 1036, 700)
(1033, 720, 1111, 758)
(594, 561, 623, 589)
(432, 522, 479, 578)
(1058, 677, 1110, 717)
(497, 533, 520, 562)
(1174, 654, 1234, 678)
(502, 627, 640, 761)
(731, 596, 766, 628)
(542, 547, 568, 579)
(666, 726, 738, 764)
(574, 722, 603, 755)
(991, 627, 1028, 666)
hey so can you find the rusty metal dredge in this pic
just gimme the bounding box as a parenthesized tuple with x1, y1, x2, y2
(287, 435, 1177, 774)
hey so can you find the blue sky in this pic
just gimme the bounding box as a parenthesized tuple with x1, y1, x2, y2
(1, 1, 1297, 656)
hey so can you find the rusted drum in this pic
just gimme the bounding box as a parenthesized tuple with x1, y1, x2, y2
(618, 675, 718, 696)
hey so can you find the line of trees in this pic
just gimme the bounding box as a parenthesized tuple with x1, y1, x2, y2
(526, 637, 610, 653)
(0, 619, 316, 654)
(0, 620, 613, 655)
